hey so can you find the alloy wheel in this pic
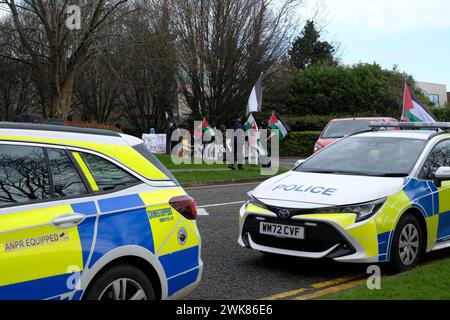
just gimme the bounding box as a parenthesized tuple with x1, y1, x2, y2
(398, 223, 420, 266)
(98, 278, 147, 300)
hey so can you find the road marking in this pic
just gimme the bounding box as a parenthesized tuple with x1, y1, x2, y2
(261, 275, 364, 300)
(294, 279, 367, 300)
(262, 288, 306, 301)
(198, 201, 246, 209)
(197, 208, 209, 216)
(311, 275, 363, 289)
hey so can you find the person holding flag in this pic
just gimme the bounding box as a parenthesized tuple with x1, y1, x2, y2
(245, 114, 259, 165)
(402, 83, 438, 123)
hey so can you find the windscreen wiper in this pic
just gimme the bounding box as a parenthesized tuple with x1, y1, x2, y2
(376, 173, 409, 177)
(306, 170, 368, 176)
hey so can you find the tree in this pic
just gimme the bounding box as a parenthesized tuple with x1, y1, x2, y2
(74, 53, 121, 123)
(289, 20, 335, 70)
(115, 0, 178, 135)
(0, 58, 37, 121)
(288, 63, 420, 118)
(0, 0, 128, 120)
(0, 21, 37, 121)
(171, 0, 301, 126)
(263, 58, 296, 116)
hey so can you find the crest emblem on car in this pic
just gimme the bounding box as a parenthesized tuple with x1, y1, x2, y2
(178, 227, 188, 245)
(278, 209, 291, 220)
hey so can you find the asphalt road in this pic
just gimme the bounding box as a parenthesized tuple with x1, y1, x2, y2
(185, 182, 368, 300)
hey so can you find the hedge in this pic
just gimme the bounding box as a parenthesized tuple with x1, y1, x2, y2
(284, 113, 383, 132)
(280, 131, 321, 157)
(285, 115, 333, 132)
(430, 107, 450, 122)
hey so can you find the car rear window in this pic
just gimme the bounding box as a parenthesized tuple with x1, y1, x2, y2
(322, 120, 373, 139)
(133, 144, 179, 185)
(79, 153, 141, 192)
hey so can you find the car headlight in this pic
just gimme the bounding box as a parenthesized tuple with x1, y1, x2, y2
(247, 196, 268, 210)
(246, 197, 386, 223)
(315, 198, 387, 222)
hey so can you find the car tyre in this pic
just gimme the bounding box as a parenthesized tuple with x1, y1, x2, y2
(389, 214, 424, 273)
(84, 264, 156, 300)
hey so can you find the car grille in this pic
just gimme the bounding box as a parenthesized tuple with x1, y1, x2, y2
(242, 215, 355, 255)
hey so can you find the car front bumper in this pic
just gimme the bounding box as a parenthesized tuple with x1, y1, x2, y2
(238, 203, 381, 263)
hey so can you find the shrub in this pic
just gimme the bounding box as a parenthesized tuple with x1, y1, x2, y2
(430, 107, 450, 122)
(287, 63, 417, 118)
(285, 115, 333, 131)
(280, 131, 321, 157)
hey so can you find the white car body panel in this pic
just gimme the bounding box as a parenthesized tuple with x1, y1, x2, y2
(252, 171, 404, 207)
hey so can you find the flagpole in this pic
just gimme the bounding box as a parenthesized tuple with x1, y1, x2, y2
(401, 83, 407, 122)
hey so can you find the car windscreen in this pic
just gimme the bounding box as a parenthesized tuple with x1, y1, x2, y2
(322, 120, 373, 139)
(296, 137, 427, 177)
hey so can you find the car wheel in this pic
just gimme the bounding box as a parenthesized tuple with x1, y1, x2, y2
(84, 264, 156, 300)
(389, 214, 424, 273)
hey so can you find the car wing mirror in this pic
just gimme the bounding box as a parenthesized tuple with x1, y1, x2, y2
(294, 159, 306, 168)
(434, 167, 450, 188)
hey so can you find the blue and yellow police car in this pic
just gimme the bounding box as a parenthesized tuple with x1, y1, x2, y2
(0, 123, 202, 300)
(240, 122, 450, 272)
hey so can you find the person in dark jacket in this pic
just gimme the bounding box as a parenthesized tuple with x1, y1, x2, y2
(165, 116, 178, 154)
(228, 117, 244, 170)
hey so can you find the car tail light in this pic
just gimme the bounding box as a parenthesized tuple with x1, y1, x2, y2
(169, 196, 197, 220)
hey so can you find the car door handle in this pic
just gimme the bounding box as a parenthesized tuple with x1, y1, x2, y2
(52, 214, 86, 228)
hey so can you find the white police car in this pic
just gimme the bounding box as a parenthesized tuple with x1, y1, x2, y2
(239, 122, 450, 272)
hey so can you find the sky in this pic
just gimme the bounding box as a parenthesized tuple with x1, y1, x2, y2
(301, 0, 450, 88)
(1, 1, 449, 88)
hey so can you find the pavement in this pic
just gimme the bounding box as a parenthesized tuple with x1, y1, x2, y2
(185, 182, 369, 300)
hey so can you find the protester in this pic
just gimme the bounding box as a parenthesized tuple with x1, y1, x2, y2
(165, 115, 177, 155)
(228, 116, 245, 170)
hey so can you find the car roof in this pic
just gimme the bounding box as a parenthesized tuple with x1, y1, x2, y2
(0, 122, 146, 148)
(330, 117, 397, 122)
(0, 122, 134, 147)
(0, 122, 121, 137)
(356, 130, 440, 140)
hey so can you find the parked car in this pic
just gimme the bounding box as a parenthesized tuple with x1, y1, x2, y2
(314, 117, 398, 153)
(0, 123, 202, 300)
(239, 122, 450, 273)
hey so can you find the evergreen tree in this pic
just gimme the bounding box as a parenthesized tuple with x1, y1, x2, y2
(289, 20, 336, 70)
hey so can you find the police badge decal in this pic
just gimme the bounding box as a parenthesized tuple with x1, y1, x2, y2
(178, 227, 188, 245)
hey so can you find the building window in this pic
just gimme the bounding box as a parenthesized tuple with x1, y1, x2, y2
(429, 94, 440, 106)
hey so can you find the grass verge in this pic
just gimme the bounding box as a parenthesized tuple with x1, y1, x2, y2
(323, 257, 450, 300)
(156, 155, 287, 184)
(174, 166, 283, 184)
(156, 154, 229, 170)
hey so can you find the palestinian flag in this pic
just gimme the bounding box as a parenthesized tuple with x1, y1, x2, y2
(268, 112, 290, 139)
(402, 84, 437, 123)
(245, 114, 259, 131)
(246, 73, 263, 115)
(202, 117, 215, 138)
